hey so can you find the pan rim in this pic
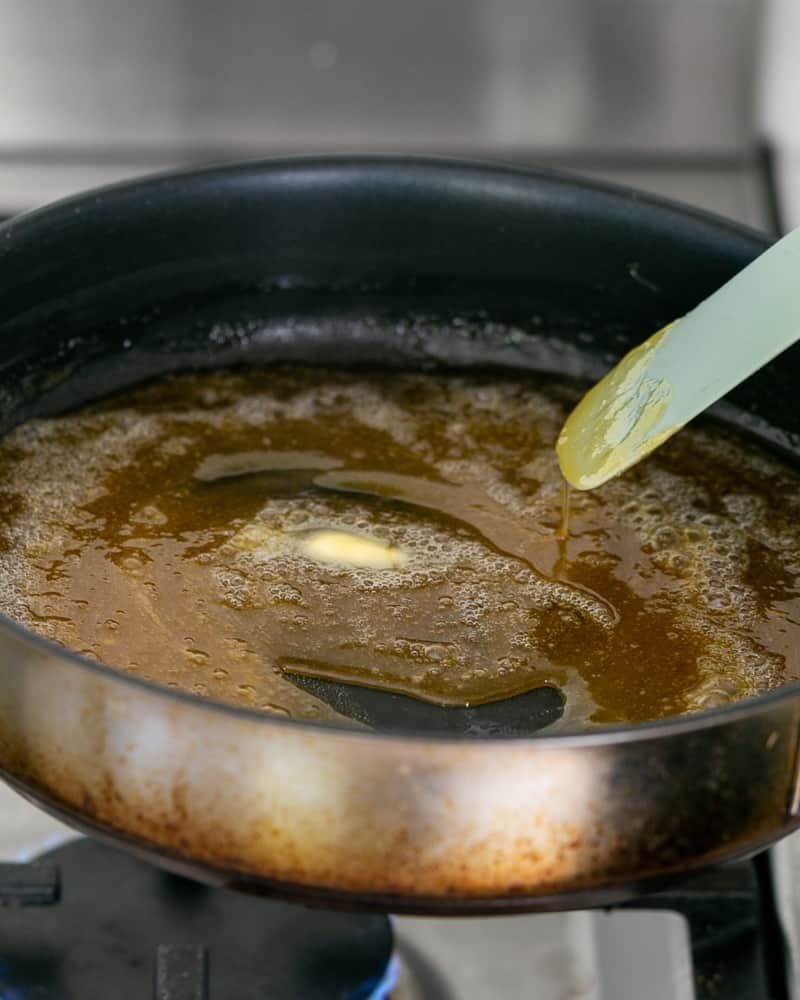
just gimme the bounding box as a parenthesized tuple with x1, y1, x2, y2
(0, 152, 768, 248)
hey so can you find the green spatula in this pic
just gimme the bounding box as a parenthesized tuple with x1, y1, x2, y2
(557, 226, 800, 490)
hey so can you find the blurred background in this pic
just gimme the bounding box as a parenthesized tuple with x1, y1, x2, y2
(0, 0, 798, 231)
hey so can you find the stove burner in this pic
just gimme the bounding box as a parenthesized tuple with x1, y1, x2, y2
(0, 839, 393, 999)
(0, 835, 789, 999)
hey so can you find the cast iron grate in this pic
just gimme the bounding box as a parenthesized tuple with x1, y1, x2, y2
(0, 839, 393, 999)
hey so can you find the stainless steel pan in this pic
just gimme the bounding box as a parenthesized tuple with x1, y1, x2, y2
(0, 158, 794, 915)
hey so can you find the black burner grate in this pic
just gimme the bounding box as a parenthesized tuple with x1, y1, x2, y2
(0, 839, 393, 999)
(620, 857, 788, 1000)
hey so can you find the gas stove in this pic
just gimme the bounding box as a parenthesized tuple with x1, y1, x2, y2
(0, 807, 792, 999)
(0, 837, 395, 999)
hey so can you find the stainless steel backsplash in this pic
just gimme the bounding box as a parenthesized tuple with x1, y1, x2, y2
(0, 0, 759, 157)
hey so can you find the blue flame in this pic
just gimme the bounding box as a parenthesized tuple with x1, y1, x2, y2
(347, 954, 399, 1000)
(0, 960, 28, 1000)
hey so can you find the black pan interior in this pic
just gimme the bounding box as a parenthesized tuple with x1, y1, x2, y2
(0, 158, 790, 737)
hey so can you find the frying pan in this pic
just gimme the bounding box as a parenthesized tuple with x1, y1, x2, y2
(0, 157, 795, 915)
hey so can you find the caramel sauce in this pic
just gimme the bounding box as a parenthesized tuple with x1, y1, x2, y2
(558, 477, 571, 541)
(0, 367, 798, 729)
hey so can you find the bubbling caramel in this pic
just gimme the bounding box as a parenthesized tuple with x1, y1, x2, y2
(0, 367, 798, 729)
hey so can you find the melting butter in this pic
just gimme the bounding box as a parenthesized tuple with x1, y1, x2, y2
(301, 530, 408, 569)
(557, 324, 679, 490)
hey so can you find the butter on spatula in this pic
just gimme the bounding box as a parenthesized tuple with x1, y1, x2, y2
(557, 226, 800, 490)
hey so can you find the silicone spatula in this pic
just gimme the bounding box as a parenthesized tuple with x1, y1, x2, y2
(557, 226, 800, 490)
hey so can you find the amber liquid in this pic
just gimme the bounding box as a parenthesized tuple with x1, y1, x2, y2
(0, 367, 798, 728)
(558, 478, 571, 541)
